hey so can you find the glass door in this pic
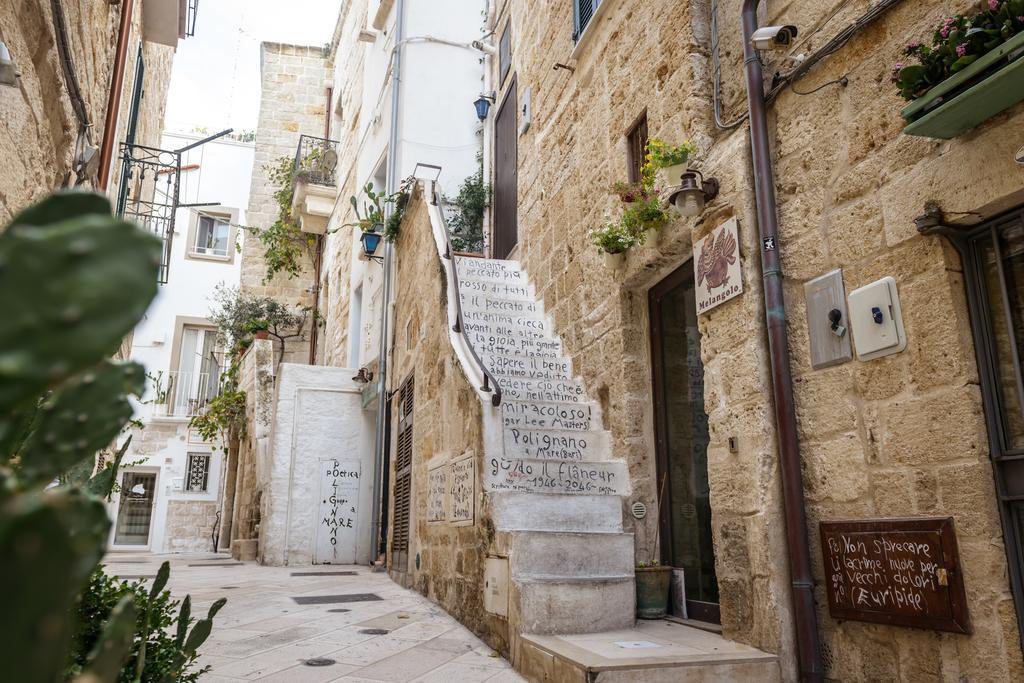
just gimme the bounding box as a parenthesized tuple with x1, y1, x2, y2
(650, 263, 719, 623)
(113, 472, 157, 546)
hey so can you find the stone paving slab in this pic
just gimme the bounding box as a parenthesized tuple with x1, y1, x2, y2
(102, 552, 524, 682)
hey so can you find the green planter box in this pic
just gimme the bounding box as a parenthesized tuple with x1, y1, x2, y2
(902, 32, 1024, 139)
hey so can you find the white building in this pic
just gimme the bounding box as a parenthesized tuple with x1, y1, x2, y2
(108, 131, 255, 554)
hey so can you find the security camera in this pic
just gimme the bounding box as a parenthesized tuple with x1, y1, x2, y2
(751, 25, 798, 50)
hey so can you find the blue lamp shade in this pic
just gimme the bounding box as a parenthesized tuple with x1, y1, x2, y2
(360, 231, 383, 257)
(474, 95, 492, 121)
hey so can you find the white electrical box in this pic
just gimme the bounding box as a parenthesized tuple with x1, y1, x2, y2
(848, 276, 907, 360)
(483, 557, 509, 617)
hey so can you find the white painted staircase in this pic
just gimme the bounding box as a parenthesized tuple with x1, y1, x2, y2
(424, 192, 636, 636)
(455, 256, 636, 635)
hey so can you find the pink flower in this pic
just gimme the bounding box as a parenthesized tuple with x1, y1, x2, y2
(940, 17, 956, 38)
(989, 0, 1000, 10)
(956, 43, 968, 57)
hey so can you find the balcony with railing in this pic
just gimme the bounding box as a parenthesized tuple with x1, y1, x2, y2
(150, 371, 221, 418)
(292, 134, 340, 235)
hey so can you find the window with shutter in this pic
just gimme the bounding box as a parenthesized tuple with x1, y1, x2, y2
(499, 22, 512, 87)
(391, 375, 415, 571)
(573, 0, 603, 43)
(626, 111, 649, 184)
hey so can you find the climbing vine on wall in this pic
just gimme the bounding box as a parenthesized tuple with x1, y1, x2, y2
(247, 156, 318, 282)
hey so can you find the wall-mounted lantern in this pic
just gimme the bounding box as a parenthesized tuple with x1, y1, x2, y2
(667, 169, 721, 217)
(360, 231, 384, 262)
(474, 92, 496, 121)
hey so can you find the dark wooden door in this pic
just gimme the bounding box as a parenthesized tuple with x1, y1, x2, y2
(493, 80, 518, 259)
(650, 263, 720, 624)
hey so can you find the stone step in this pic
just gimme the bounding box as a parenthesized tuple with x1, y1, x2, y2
(487, 353, 573, 381)
(461, 308, 549, 331)
(454, 255, 521, 271)
(503, 426, 609, 461)
(517, 576, 635, 635)
(499, 378, 588, 404)
(484, 457, 629, 496)
(510, 531, 634, 579)
(467, 330, 561, 358)
(456, 260, 528, 285)
(460, 291, 543, 316)
(491, 492, 624, 532)
(462, 320, 552, 344)
(458, 279, 535, 300)
(500, 399, 599, 431)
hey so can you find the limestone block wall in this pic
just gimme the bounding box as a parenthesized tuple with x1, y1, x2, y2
(387, 198, 508, 654)
(164, 501, 219, 553)
(490, 0, 1024, 680)
(230, 340, 276, 550)
(242, 42, 332, 363)
(0, 0, 173, 220)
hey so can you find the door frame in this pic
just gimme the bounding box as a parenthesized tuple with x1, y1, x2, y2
(108, 466, 161, 551)
(649, 261, 721, 624)
(491, 75, 518, 260)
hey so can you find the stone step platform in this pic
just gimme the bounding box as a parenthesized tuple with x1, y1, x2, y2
(456, 261, 528, 285)
(491, 492, 624, 532)
(463, 320, 551, 345)
(515, 621, 781, 683)
(461, 308, 549, 331)
(488, 354, 573, 382)
(458, 278, 535, 300)
(510, 531, 634, 579)
(517, 576, 635, 636)
(504, 425, 610, 461)
(485, 457, 629, 496)
(499, 378, 588, 404)
(455, 255, 522, 273)
(500, 399, 599, 432)
(460, 291, 544, 316)
(467, 330, 562, 357)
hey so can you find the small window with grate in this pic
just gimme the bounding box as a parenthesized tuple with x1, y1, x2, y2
(626, 111, 649, 184)
(391, 375, 415, 571)
(573, 0, 603, 43)
(185, 453, 210, 492)
(499, 22, 512, 87)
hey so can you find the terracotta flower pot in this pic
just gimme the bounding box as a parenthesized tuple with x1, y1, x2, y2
(635, 566, 672, 619)
(254, 330, 269, 340)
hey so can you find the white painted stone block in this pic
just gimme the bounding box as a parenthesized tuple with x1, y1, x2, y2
(460, 292, 543, 316)
(484, 457, 629, 496)
(498, 376, 587, 403)
(503, 426, 609, 461)
(510, 531, 635, 579)
(517, 577, 635, 634)
(458, 279, 535, 300)
(500, 400, 598, 431)
(490, 492, 625, 532)
(467, 331, 561, 357)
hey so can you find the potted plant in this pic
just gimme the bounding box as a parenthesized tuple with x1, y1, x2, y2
(894, 2, 1024, 139)
(589, 219, 637, 269)
(622, 195, 670, 237)
(244, 319, 270, 340)
(610, 181, 652, 203)
(347, 182, 389, 234)
(645, 138, 697, 187)
(635, 560, 673, 619)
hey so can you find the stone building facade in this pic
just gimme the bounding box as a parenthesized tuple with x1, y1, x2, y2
(0, 0, 178, 220)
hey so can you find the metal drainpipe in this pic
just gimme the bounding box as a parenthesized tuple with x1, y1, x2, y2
(98, 0, 134, 191)
(370, 0, 405, 563)
(739, 2, 824, 681)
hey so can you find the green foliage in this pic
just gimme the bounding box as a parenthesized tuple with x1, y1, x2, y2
(445, 168, 490, 253)
(0, 192, 224, 683)
(346, 182, 390, 232)
(588, 220, 638, 255)
(208, 283, 304, 349)
(67, 564, 224, 683)
(383, 190, 410, 243)
(621, 196, 669, 237)
(248, 156, 318, 281)
(189, 386, 246, 450)
(893, 1, 1024, 100)
(644, 137, 696, 170)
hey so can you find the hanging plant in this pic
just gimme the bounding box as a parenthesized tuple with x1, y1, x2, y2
(246, 156, 318, 282)
(384, 190, 409, 242)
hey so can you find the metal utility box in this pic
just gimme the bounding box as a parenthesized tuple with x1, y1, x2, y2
(804, 269, 853, 369)
(848, 276, 907, 361)
(483, 557, 509, 617)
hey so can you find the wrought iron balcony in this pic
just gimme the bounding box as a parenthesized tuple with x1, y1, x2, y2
(151, 370, 221, 418)
(295, 134, 340, 187)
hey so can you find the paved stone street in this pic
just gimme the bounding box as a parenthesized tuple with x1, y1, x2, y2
(104, 553, 524, 682)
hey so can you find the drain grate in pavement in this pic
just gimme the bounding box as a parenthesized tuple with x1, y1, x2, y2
(291, 593, 382, 605)
(303, 658, 337, 667)
(327, 608, 351, 613)
(290, 571, 358, 577)
(358, 629, 389, 635)
(221, 586, 239, 589)
(187, 562, 245, 567)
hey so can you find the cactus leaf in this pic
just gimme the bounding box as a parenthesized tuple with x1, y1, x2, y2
(149, 561, 171, 600)
(8, 191, 113, 233)
(207, 597, 228, 619)
(183, 618, 213, 655)
(15, 361, 145, 488)
(75, 595, 137, 683)
(175, 595, 191, 648)
(0, 402, 38, 463)
(0, 193, 161, 415)
(0, 489, 110, 683)
(85, 436, 132, 500)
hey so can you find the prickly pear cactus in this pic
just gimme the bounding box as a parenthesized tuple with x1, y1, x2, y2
(0, 192, 161, 414)
(74, 596, 137, 683)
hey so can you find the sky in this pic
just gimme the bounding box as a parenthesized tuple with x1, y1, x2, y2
(163, 0, 344, 134)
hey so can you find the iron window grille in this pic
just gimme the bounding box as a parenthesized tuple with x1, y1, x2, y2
(185, 453, 210, 492)
(185, 0, 199, 38)
(295, 134, 341, 187)
(572, 0, 602, 43)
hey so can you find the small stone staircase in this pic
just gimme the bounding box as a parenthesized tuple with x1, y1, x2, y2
(452, 255, 636, 636)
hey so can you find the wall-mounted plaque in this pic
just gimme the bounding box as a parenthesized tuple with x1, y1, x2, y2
(450, 455, 475, 525)
(693, 218, 743, 315)
(426, 463, 447, 523)
(820, 517, 970, 634)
